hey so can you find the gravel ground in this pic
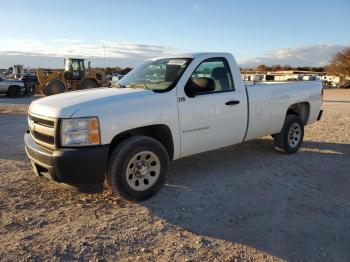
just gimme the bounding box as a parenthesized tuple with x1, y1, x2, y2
(0, 89, 349, 261)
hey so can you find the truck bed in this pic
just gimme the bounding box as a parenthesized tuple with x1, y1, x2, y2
(244, 80, 322, 141)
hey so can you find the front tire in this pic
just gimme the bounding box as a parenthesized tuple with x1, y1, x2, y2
(273, 115, 304, 154)
(44, 79, 65, 95)
(7, 86, 21, 97)
(107, 136, 169, 201)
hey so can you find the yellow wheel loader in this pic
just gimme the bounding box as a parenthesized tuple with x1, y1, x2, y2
(36, 58, 109, 95)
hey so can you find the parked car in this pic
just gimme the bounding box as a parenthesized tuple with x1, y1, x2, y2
(110, 74, 125, 87)
(107, 73, 124, 87)
(0, 75, 26, 97)
(24, 52, 323, 200)
(20, 74, 39, 95)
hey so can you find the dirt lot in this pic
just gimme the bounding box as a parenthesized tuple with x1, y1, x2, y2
(0, 89, 349, 261)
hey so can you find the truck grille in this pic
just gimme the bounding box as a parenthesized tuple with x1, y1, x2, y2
(28, 114, 54, 128)
(28, 113, 56, 148)
(31, 131, 55, 145)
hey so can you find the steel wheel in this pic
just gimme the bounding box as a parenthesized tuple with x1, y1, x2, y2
(288, 122, 301, 147)
(107, 136, 169, 200)
(125, 151, 161, 191)
(273, 114, 304, 154)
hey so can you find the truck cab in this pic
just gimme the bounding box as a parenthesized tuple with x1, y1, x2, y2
(64, 58, 85, 80)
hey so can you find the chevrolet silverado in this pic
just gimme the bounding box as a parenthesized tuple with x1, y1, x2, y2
(24, 53, 323, 200)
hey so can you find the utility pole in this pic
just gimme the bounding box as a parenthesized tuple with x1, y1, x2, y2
(103, 43, 106, 68)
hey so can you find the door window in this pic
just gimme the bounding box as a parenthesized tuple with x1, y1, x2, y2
(190, 58, 234, 94)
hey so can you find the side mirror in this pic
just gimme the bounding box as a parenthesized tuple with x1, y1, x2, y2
(185, 77, 215, 97)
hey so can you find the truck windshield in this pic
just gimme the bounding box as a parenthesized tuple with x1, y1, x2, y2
(117, 58, 191, 92)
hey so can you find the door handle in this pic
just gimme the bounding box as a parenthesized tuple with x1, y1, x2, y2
(225, 100, 240, 105)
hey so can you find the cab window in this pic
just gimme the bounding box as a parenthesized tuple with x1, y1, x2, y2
(191, 58, 234, 93)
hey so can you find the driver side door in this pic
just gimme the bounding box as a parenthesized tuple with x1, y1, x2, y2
(177, 57, 247, 157)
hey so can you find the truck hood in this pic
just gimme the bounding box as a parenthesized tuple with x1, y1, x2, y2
(29, 88, 150, 118)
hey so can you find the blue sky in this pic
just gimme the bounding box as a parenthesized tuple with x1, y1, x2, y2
(0, 0, 349, 68)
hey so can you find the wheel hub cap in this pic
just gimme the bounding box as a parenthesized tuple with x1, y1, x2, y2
(126, 151, 161, 191)
(288, 123, 301, 147)
(135, 161, 149, 177)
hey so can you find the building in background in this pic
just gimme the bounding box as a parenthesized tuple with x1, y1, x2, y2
(241, 70, 341, 88)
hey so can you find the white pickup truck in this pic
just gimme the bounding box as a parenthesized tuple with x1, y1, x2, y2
(25, 53, 323, 200)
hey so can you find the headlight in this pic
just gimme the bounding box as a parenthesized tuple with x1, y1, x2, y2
(61, 117, 100, 147)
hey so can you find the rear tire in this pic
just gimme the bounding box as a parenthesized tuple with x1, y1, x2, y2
(107, 136, 169, 201)
(7, 86, 21, 98)
(273, 115, 304, 154)
(44, 79, 65, 95)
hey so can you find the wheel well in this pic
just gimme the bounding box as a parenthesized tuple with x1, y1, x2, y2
(286, 102, 310, 125)
(109, 125, 174, 160)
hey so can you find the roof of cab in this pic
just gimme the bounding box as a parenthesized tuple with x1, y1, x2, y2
(148, 52, 234, 61)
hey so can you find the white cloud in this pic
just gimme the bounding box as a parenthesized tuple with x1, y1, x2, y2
(240, 44, 349, 67)
(0, 38, 179, 68)
(0, 38, 45, 54)
(1, 39, 348, 69)
(0, 38, 177, 59)
(53, 38, 83, 43)
(0, 39, 177, 58)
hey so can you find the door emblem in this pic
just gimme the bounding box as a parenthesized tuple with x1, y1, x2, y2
(182, 126, 209, 134)
(177, 97, 186, 103)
